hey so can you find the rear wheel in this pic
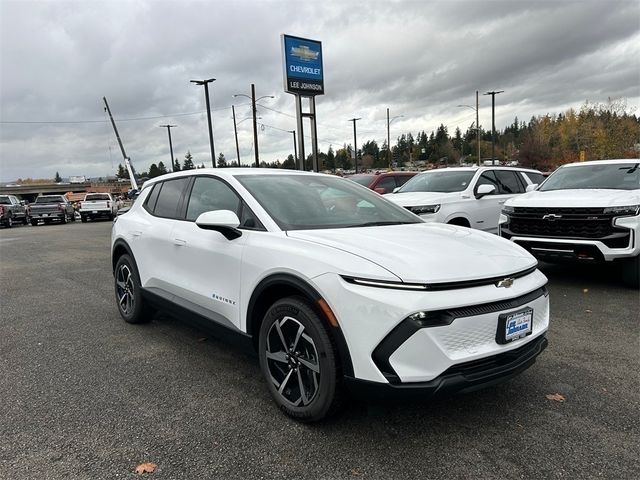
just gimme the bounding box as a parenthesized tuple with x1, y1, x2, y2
(114, 254, 154, 323)
(81, 215, 88, 223)
(61, 213, 68, 224)
(258, 296, 342, 422)
(30, 219, 38, 226)
(5, 216, 12, 228)
(22, 216, 28, 225)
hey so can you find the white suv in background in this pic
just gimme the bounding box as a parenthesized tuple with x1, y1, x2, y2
(385, 166, 545, 233)
(500, 159, 640, 288)
(111, 169, 550, 421)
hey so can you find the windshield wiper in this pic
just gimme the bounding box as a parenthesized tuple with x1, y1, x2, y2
(348, 221, 417, 228)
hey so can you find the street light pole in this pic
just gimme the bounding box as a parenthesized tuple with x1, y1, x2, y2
(349, 117, 361, 173)
(386, 109, 404, 170)
(484, 90, 504, 165)
(289, 130, 297, 166)
(232, 105, 240, 164)
(159, 124, 177, 172)
(190, 78, 217, 168)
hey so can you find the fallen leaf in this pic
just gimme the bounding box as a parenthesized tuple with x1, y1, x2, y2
(350, 469, 364, 477)
(546, 393, 566, 402)
(585, 309, 592, 313)
(135, 463, 157, 475)
(583, 288, 589, 293)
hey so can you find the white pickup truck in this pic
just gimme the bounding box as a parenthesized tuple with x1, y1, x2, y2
(79, 193, 118, 222)
(499, 159, 639, 288)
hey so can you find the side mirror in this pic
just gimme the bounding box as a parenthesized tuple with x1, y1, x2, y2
(475, 184, 496, 199)
(526, 183, 538, 192)
(195, 210, 242, 240)
(374, 187, 386, 194)
(392, 187, 401, 194)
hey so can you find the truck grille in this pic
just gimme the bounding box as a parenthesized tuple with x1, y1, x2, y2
(505, 207, 631, 248)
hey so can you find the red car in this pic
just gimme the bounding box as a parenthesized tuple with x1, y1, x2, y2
(348, 171, 418, 194)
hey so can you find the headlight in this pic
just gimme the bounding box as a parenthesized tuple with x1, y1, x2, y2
(603, 205, 640, 216)
(502, 205, 515, 214)
(410, 204, 441, 215)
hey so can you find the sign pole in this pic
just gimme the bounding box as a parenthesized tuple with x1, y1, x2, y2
(295, 95, 305, 171)
(310, 96, 319, 171)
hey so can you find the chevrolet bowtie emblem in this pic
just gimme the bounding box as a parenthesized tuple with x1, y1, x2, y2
(542, 214, 562, 221)
(497, 277, 515, 288)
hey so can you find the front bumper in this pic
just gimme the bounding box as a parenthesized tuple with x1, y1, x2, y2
(346, 334, 548, 400)
(313, 269, 549, 384)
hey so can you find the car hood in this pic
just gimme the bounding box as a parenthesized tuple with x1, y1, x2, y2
(384, 191, 461, 207)
(506, 189, 640, 208)
(287, 223, 536, 284)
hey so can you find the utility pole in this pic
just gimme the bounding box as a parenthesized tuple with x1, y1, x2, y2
(475, 90, 480, 167)
(387, 108, 391, 169)
(159, 125, 176, 172)
(289, 130, 297, 167)
(349, 117, 361, 173)
(251, 84, 259, 168)
(190, 78, 216, 167)
(232, 105, 240, 164)
(484, 90, 504, 165)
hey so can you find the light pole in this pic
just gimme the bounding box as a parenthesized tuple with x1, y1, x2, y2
(386, 109, 403, 169)
(457, 90, 481, 166)
(484, 90, 504, 165)
(233, 85, 274, 168)
(288, 130, 297, 167)
(348, 118, 361, 173)
(190, 78, 216, 168)
(159, 124, 177, 172)
(233, 115, 261, 166)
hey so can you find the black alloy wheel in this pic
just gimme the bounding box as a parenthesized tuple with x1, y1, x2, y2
(259, 296, 342, 422)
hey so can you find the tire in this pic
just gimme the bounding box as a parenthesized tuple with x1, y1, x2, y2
(22, 216, 28, 225)
(71, 212, 77, 222)
(621, 254, 640, 289)
(114, 254, 154, 323)
(30, 219, 38, 226)
(61, 213, 68, 224)
(5, 216, 12, 228)
(258, 296, 342, 422)
(81, 215, 88, 223)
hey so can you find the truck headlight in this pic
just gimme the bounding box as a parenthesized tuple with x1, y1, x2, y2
(603, 205, 640, 216)
(410, 204, 440, 215)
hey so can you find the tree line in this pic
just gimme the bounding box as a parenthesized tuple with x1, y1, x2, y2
(118, 99, 639, 179)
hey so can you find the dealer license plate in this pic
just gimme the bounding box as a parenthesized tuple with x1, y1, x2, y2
(496, 308, 533, 344)
(92, 211, 98, 214)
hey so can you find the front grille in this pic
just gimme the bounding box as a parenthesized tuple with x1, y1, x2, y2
(507, 207, 624, 241)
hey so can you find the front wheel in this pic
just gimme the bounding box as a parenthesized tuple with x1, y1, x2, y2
(5, 216, 12, 228)
(258, 296, 342, 422)
(30, 219, 38, 226)
(114, 254, 154, 323)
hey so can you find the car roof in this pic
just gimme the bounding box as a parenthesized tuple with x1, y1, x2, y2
(559, 159, 639, 168)
(414, 166, 542, 174)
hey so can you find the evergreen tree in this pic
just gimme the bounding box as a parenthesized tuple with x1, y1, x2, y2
(54, 171, 62, 182)
(217, 153, 227, 168)
(158, 161, 168, 174)
(148, 163, 160, 178)
(282, 154, 296, 169)
(183, 151, 195, 170)
(116, 164, 128, 179)
(173, 158, 181, 171)
(325, 146, 336, 171)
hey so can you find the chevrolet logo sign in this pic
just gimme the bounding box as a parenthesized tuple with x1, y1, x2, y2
(542, 214, 563, 221)
(496, 277, 515, 288)
(291, 45, 319, 62)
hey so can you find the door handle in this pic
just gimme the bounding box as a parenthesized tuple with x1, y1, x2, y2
(173, 238, 187, 246)
(131, 230, 142, 237)
(498, 200, 506, 204)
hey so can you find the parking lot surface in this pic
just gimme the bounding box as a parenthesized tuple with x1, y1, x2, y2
(1, 221, 638, 479)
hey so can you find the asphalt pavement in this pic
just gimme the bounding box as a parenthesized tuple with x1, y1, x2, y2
(0, 221, 638, 479)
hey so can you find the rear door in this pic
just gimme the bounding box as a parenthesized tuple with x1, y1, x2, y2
(471, 170, 503, 232)
(487, 170, 526, 232)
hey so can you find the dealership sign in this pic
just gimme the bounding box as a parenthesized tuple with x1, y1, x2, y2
(281, 34, 324, 96)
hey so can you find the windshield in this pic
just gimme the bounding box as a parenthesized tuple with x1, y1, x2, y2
(540, 163, 640, 191)
(235, 174, 422, 230)
(85, 194, 110, 201)
(0, 196, 10, 205)
(398, 170, 475, 193)
(348, 174, 374, 186)
(35, 196, 63, 203)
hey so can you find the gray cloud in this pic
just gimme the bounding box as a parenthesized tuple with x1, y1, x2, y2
(1, 0, 638, 180)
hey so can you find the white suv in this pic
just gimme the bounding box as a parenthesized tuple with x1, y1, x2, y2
(386, 166, 545, 233)
(500, 159, 640, 288)
(111, 169, 550, 421)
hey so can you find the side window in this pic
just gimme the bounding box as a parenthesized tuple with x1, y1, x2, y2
(475, 171, 499, 194)
(186, 176, 241, 221)
(395, 175, 412, 187)
(143, 183, 161, 214)
(494, 170, 524, 194)
(239, 202, 264, 230)
(524, 172, 545, 185)
(375, 177, 396, 193)
(154, 178, 190, 218)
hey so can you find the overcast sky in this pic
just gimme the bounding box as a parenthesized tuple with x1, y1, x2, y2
(1, 0, 639, 181)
